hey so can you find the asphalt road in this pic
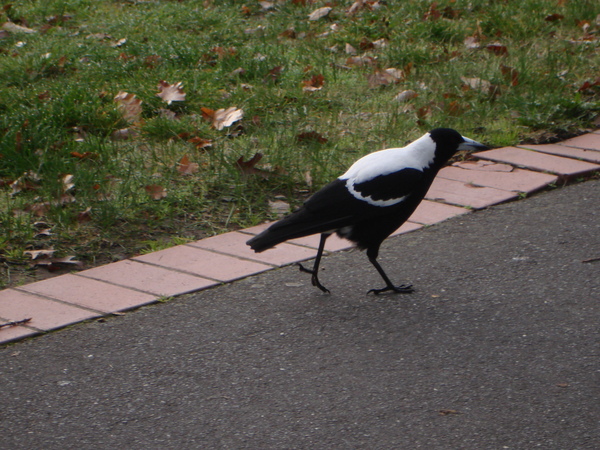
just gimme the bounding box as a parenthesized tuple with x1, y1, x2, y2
(1, 180, 598, 449)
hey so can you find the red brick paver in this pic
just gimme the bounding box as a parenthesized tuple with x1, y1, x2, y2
(440, 162, 558, 193)
(19, 274, 157, 313)
(426, 177, 518, 209)
(79, 259, 217, 297)
(474, 147, 600, 178)
(2, 132, 600, 344)
(0, 289, 100, 332)
(517, 144, 600, 164)
(133, 244, 271, 282)
(189, 231, 318, 266)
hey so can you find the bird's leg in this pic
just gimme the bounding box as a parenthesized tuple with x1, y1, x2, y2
(366, 248, 414, 295)
(296, 233, 330, 294)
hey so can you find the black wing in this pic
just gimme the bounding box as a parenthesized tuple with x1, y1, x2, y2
(351, 168, 424, 202)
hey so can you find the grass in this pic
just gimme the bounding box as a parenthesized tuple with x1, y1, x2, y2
(1, 0, 599, 288)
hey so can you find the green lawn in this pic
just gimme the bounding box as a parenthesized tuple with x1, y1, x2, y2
(1, 0, 599, 287)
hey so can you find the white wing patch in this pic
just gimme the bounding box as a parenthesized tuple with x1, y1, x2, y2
(339, 133, 437, 207)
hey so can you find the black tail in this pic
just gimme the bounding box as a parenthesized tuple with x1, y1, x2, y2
(246, 207, 347, 253)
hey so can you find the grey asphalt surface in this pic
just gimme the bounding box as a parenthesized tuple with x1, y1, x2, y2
(1, 180, 599, 449)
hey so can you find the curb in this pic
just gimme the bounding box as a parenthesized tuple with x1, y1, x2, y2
(1, 132, 599, 344)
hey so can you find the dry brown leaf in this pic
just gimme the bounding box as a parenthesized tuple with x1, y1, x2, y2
(464, 35, 480, 49)
(308, 7, 332, 21)
(302, 74, 325, 92)
(177, 155, 200, 175)
(111, 128, 139, 140)
(145, 184, 167, 200)
(212, 107, 244, 130)
(76, 207, 92, 223)
(110, 38, 127, 48)
(70, 151, 99, 160)
(188, 136, 213, 151)
(114, 91, 143, 123)
(265, 65, 284, 82)
(236, 153, 273, 179)
(486, 42, 508, 56)
(367, 68, 404, 88)
(297, 131, 328, 144)
(461, 76, 492, 92)
(393, 89, 418, 103)
(61, 174, 75, 193)
(346, 54, 376, 67)
(347, 0, 366, 15)
(34, 228, 53, 238)
(156, 81, 186, 105)
(10, 171, 41, 196)
(545, 13, 564, 22)
(24, 249, 55, 260)
(2, 22, 37, 34)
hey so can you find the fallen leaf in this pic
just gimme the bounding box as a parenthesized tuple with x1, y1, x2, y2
(177, 155, 199, 175)
(297, 131, 328, 143)
(302, 74, 325, 92)
(53, 256, 82, 265)
(70, 151, 99, 160)
(345, 43, 357, 54)
(464, 35, 480, 49)
(156, 81, 186, 105)
(265, 65, 283, 82)
(61, 174, 75, 193)
(111, 128, 138, 140)
(10, 171, 41, 196)
(577, 77, 600, 92)
(2, 22, 37, 34)
(545, 13, 564, 22)
(145, 184, 167, 200)
(188, 136, 213, 150)
(236, 153, 272, 178)
(144, 54, 162, 68)
(393, 89, 418, 102)
(86, 32, 112, 40)
(24, 249, 55, 260)
(279, 28, 297, 39)
(34, 228, 53, 238)
(212, 107, 244, 130)
(486, 43, 508, 56)
(110, 38, 127, 48)
(461, 76, 492, 92)
(367, 68, 404, 88)
(346, 54, 376, 66)
(347, 0, 366, 15)
(76, 207, 92, 223)
(308, 7, 332, 21)
(114, 91, 143, 123)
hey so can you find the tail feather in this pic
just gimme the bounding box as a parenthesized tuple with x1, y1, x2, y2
(246, 207, 350, 252)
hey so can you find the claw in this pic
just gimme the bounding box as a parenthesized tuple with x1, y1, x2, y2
(367, 284, 414, 295)
(296, 263, 330, 294)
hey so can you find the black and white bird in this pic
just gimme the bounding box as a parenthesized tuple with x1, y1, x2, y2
(246, 128, 487, 294)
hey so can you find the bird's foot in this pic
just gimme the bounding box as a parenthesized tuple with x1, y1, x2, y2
(296, 263, 330, 294)
(367, 284, 414, 295)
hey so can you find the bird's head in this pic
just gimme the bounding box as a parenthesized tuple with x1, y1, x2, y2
(429, 128, 488, 163)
